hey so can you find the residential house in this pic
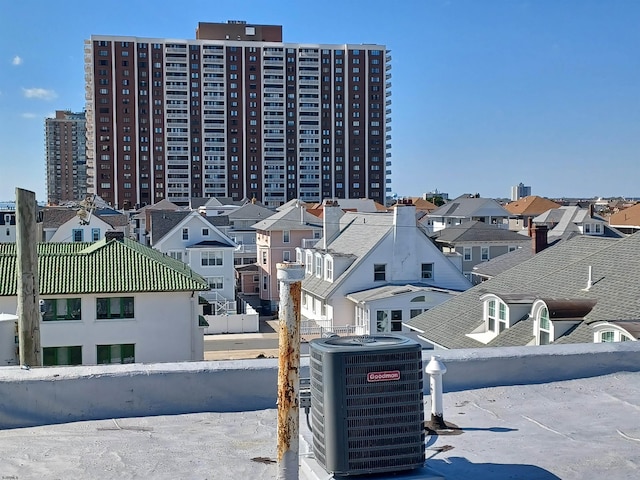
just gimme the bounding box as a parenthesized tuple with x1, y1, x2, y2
(0, 232, 208, 366)
(0, 209, 16, 243)
(253, 201, 323, 314)
(195, 196, 245, 217)
(609, 203, 640, 235)
(471, 225, 573, 283)
(224, 201, 274, 268)
(423, 194, 512, 234)
(504, 195, 561, 231)
(430, 221, 531, 281)
(297, 202, 471, 335)
(533, 205, 624, 238)
(406, 232, 640, 349)
(235, 263, 260, 296)
(42, 207, 129, 243)
(130, 199, 184, 245)
(150, 210, 237, 312)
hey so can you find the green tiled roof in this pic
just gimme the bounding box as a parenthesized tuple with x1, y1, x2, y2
(0, 238, 209, 296)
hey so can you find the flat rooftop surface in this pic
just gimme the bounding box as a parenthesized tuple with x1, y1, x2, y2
(1, 371, 639, 479)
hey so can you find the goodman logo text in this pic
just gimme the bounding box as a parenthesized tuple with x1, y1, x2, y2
(367, 370, 401, 382)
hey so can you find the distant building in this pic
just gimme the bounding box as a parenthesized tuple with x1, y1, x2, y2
(84, 21, 391, 209)
(511, 182, 531, 201)
(45, 110, 87, 205)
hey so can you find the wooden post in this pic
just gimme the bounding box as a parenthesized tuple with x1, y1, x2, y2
(16, 188, 41, 367)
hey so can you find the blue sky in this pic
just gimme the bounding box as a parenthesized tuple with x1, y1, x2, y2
(1, 0, 639, 203)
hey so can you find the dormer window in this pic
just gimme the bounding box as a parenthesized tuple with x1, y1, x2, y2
(325, 257, 333, 281)
(315, 255, 322, 277)
(539, 307, 551, 345)
(487, 299, 507, 333)
(305, 251, 313, 274)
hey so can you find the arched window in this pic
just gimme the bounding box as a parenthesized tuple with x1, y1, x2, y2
(539, 307, 550, 345)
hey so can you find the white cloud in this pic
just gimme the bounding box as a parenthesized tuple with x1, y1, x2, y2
(12, 56, 23, 66)
(22, 87, 57, 101)
(21, 113, 38, 119)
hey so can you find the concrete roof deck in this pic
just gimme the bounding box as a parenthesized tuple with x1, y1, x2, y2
(0, 370, 638, 479)
(1, 340, 639, 479)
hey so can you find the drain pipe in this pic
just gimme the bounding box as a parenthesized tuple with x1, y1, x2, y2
(425, 355, 447, 430)
(276, 262, 305, 480)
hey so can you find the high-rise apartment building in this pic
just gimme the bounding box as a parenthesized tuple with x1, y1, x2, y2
(511, 182, 531, 201)
(45, 110, 87, 204)
(84, 21, 391, 209)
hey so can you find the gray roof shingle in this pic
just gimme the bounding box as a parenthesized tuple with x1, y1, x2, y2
(408, 233, 640, 348)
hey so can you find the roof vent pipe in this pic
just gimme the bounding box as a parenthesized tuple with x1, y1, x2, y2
(586, 265, 593, 290)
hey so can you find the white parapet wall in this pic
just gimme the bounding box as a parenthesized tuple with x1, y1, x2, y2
(0, 341, 639, 429)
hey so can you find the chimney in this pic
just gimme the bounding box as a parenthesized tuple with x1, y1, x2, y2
(589, 203, 594, 218)
(391, 203, 417, 280)
(105, 231, 125, 242)
(322, 200, 344, 249)
(531, 224, 548, 254)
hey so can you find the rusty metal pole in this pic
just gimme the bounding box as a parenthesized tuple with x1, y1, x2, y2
(276, 262, 305, 480)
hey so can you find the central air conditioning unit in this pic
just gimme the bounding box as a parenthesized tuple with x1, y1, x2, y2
(309, 334, 425, 476)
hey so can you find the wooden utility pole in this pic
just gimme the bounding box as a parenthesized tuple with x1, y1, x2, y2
(16, 188, 41, 367)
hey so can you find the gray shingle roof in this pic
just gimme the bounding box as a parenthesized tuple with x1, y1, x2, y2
(408, 233, 640, 348)
(302, 212, 395, 299)
(226, 203, 275, 221)
(252, 205, 322, 232)
(428, 195, 511, 219)
(431, 220, 531, 244)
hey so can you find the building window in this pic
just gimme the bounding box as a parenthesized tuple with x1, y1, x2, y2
(96, 297, 134, 319)
(91, 228, 100, 242)
(43, 346, 82, 366)
(182, 228, 189, 240)
(391, 310, 402, 332)
(595, 223, 602, 234)
(325, 258, 333, 281)
(584, 223, 591, 234)
(42, 298, 82, 321)
(206, 276, 223, 289)
(283, 230, 290, 243)
(305, 251, 313, 274)
(376, 310, 389, 332)
(202, 228, 209, 236)
(97, 344, 135, 364)
(539, 307, 551, 345)
(421, 263, 434, 279)
(262, 250, 268, 265)
(374, 264, 386, 281)
(487, 299, 507, 333)
(315, 255, 322, 277)
(481, 247, 490, 261)
(463, 247, 472, 261)
(410, 308, 427, 319)
(72, 229, 84, 242)
(283, 250, 291, 262)
(201, 251, 223, 266)
(595, 329, 632, 343)
(169, 251, 183, 262)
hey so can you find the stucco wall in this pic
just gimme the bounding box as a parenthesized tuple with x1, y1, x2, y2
(1, 341, 639, 430)
(0, 292, 200, 365)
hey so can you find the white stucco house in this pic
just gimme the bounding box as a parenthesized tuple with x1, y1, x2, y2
(150, 210, 237, 312)
(297, 202, 472, 335)
(0, 232, 209, 366)
(42, 207, 130, 243)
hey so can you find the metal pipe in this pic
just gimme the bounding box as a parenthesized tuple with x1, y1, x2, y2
(276, 262, 305, 480)
(425, 355, 447, 430)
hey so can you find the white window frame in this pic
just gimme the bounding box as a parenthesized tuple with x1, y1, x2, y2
(463, 247, 472, 261)
(325, 257, 333, 281)
(315, 254, 322, 277)
(305, 251, 313, 274)
(481, 247, 490, 261)
(283, 250, 291, 262)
